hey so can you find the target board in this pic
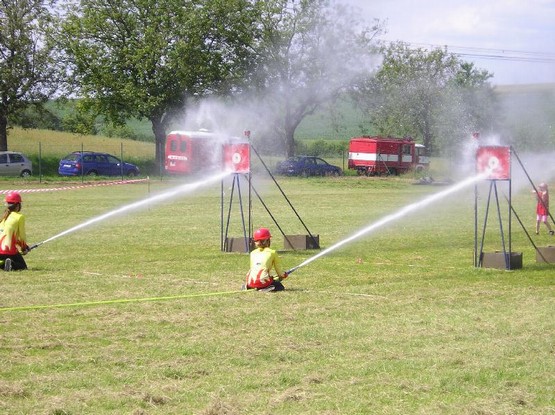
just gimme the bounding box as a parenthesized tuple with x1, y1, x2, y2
(476, 146, 511, 180)
(223, 143, 250, 173)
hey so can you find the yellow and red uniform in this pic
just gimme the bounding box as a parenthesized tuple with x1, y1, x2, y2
(246, 246, 283, 289)
(0, 211, 28, 255)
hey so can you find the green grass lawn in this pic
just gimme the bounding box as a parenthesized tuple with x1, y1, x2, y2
(0, 172, 554, 414)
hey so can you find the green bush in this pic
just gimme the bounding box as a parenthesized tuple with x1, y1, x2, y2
(10, 106, 63, 131)
(295, 139, 348, 156)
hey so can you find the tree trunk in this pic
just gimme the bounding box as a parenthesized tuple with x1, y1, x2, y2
(284, 125, 296, 158)
(422, 118, 433, 156)
(151, 115, 166, 173)
(283, 108, 300, 157)
(0, 112, 8, 151)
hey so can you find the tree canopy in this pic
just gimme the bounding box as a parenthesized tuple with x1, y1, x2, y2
(60, 0, 259, 163)
(353, 42, 496, 156)
(0, 0, 60, 151)
(2, 0, 502, 162)
(249, 0, 382, 156)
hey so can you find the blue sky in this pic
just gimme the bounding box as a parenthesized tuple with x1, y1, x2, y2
(342, 0, 555, 85)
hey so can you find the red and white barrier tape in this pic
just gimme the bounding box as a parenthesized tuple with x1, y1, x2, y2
(0, 178, 148, 194)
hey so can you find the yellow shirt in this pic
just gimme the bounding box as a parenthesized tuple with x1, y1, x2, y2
(246, 247, 283, 288)
(0, 211, 27, 255)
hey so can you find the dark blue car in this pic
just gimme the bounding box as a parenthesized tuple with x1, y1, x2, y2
(58, 152, 140, 177)
(275, 156, 342, 177)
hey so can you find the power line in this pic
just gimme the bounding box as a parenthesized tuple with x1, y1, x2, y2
(383, 40, 555, 64)
(455, 52, 555, 63)
(445, 44, 555, 63)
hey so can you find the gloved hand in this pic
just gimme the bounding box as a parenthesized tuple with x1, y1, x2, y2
(21, 246, 30, 255)
(280, 272, 288, 280)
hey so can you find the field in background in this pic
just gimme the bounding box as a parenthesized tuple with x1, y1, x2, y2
(0, 173, 553, 414)
(7, 127, 157, 177)
(272, 83, 555, 142)
(5, 127, 356, 178)
(9, 128, 155, 158)
(7, 82, 552, 177)
(33, 83, 555, 145)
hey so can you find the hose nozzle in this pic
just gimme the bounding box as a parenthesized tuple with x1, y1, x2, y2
(285, 266, 300, 276)
(24, 242, 43, 253)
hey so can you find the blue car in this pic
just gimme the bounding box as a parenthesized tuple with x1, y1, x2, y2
(58, 151, 140, 177)
(275, 156, 342, 177)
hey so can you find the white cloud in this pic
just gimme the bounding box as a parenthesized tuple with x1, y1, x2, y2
(339, 0, 555, 84)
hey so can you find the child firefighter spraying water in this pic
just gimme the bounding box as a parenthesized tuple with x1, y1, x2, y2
(244, 227, 288, 292)
(0, 192, 30, 271)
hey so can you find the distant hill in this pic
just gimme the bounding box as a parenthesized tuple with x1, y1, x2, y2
(493, 83, 555, 149)
(296, 83, 555, 143)
(33, 83, 555, 146)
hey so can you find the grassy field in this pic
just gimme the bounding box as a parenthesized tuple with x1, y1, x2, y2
(0, 169, 553, 414)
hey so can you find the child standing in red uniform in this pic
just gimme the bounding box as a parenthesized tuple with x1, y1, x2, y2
(245, 227, 288, 292)
(534, 183, 554, 235)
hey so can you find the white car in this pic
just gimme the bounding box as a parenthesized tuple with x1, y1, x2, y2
(0, 151, 33, 177)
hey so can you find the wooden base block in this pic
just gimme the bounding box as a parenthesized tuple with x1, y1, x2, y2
(284, 234, 320, 250)
(224, 237, 253, 253)
(536, 246, 555, 263)
(480, 251, 523, 269)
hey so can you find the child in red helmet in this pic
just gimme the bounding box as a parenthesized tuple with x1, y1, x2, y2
(245, 227, 288, 292)
(0, 192, 30, 271)
(534, 183, 554, 235)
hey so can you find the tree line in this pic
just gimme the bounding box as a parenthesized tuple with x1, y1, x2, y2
(1, 0, 498, 162)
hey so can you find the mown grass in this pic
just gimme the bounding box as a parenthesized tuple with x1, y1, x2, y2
(0, 170, 553, 414)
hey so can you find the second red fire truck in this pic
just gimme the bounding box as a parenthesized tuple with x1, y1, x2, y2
(348, 136, 429, 176)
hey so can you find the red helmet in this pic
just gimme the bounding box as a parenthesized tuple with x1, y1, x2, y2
(5, 192, 22, 204)
(253, 227, 271, 241)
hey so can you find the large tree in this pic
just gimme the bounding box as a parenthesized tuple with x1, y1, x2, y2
(353, 42, 496, 155)
(60, 0, 258, 164)
(250, 0, 382, 157)
(0, 0, 60, 151)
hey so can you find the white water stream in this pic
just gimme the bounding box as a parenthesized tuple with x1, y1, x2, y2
(38, 171, 230, 247)
(289, 173, 487, 273)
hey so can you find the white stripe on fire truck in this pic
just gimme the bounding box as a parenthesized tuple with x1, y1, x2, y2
(349, 153, 399, 162)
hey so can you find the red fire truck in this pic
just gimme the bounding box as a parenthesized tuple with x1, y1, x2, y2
(165, 130, 250, 174)
(348, 136, 429, 176)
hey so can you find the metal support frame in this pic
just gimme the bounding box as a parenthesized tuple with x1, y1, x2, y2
(475, 145, 513, 269)
(250, 145, 319, 250)
(221, 172, 252, 253)
(475, 178, 513, 269)
(220, 144, 319, 253)
(475, 146, 555, 268)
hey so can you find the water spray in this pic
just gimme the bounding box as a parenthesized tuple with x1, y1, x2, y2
(285, 172, 489, 276)
(27, 171, 231, 250)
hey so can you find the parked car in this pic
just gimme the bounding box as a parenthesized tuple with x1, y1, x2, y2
(275, 156, 342, 177)
(58, 152, 140, 177)
(0, 151, 33, 177)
